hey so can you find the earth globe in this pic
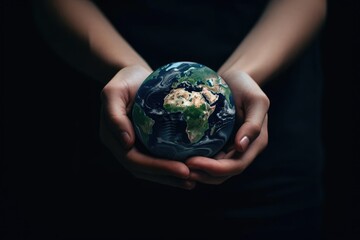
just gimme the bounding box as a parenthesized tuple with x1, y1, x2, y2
(132, 62, 236, 161)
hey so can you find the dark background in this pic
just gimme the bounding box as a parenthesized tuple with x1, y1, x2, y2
(1, 0, 359, 239)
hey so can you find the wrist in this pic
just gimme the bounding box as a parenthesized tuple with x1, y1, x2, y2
(219, 64, 256, 84)
(101, 59, 152, 85)
(113, 57, 152, 73)
(219, 59, 270, 86)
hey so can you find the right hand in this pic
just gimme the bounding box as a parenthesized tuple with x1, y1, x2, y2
(100, 65, 195, 190)
(186, 70, 269, 185)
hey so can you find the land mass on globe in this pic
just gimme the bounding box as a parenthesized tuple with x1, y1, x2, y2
(163, 88, 216, 143)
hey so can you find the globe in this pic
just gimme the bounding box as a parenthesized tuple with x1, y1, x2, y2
(132, 62, 236, 161)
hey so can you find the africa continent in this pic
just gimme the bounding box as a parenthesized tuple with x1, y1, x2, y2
(163, 88, 216, 143)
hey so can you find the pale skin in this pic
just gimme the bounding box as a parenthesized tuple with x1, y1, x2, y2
(33, 0, 326, 189)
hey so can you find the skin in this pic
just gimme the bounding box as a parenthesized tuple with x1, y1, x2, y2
(33, 0, 326, 189)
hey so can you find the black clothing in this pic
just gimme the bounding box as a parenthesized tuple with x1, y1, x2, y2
(82, 0, 325, 238)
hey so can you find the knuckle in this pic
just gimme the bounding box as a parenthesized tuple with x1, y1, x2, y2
(254, 92, 270, 109)
(247, 122, 262, 136)
(100, 81, 124, 102)
(107, 112, 121, 125)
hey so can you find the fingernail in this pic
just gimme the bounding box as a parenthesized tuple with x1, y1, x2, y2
(120, 131, 130, 147)
(239, 136, 250, 152)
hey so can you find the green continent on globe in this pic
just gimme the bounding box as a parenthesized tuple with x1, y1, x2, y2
(132, 103, 155, 144)
(163, 88, 216, 143)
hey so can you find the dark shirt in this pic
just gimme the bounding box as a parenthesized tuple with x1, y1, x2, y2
(94, 0, 324, 219)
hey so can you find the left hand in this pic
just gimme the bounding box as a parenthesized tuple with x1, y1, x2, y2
(185, 70, 269, 185)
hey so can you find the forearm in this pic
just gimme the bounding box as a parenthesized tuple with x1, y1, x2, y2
(218, 0, 326, 85)
(32, 0, 150, 84)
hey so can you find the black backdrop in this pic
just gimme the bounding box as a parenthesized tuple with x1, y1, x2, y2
(1, 0, 359, 239)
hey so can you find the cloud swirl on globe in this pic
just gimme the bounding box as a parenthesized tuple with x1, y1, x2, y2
(132, 62, 236, 161)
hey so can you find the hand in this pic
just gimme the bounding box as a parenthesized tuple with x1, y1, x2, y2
(186, 70, 269, 185)
(100, 65, 195, 190)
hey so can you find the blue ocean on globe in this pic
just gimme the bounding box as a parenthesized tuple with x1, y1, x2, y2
(132, 62, 236, 161)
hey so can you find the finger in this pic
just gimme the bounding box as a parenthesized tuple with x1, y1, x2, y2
(133, 171, 196, 190)
(189, 170, 230, 185)
(186, 156, 244, 177)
